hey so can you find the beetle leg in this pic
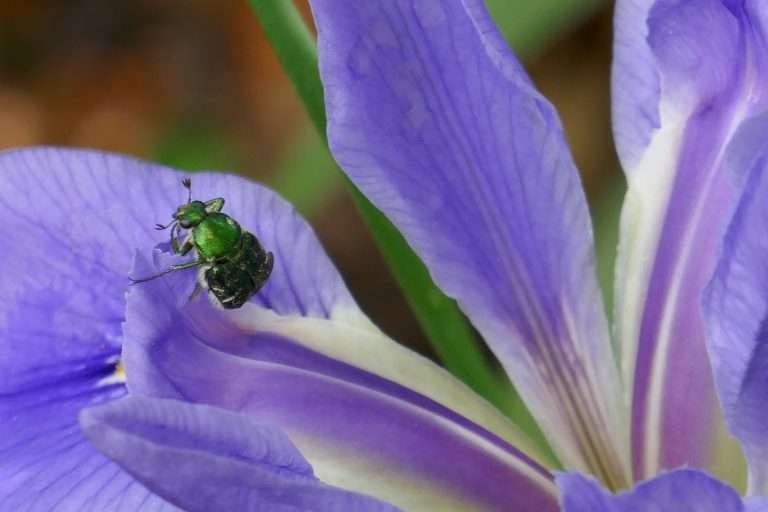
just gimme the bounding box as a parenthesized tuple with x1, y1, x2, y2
(169, 224, 181, 252)
(128, 259, 205, 284)
(187, 281, 204, 302)
(176, 233, 195, 255)
(204, 197, 225, 213)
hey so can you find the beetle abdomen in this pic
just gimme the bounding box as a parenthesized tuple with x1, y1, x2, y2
(205, 232, 273, 309)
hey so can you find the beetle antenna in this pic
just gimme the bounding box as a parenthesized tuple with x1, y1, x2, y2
(182, 178, 192, 203)
(155, 219, 176, 230)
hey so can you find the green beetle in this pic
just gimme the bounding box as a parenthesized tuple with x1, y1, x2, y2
(131, 179, 274, 309)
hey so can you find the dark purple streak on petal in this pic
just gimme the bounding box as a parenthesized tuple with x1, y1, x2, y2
(309, 0, 627, 486)
(121, 254, 559, 511)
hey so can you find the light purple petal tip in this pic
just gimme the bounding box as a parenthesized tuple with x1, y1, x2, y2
(703, 116, 768, 495)
(309, 0, 627, 484)
(81, 395, 397, 512)
(611, 0, 659, 170)
(558, 469, 746, 512)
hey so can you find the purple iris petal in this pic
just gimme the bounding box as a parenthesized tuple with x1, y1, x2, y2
(81, 395, 396, 512)
(611, 0, 659, 170)
(309, 0, 627, 486)
(0, 148, 193, 509)
(121, 252, 559, 511)
(558, 468, 747, 512)
(0, 147, 371, 509)
(0, 365, 178, 510)
(703, 117, 768, 495)
(612, 1, 768, 478)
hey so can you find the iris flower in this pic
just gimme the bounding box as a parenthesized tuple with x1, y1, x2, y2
(3, 0, 768, 510)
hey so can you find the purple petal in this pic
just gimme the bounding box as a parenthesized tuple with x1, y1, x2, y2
(747, 498, 768, 512)
(309, 0, 628, 484)
(558, 469, 746, 512)
(81, 395, 396, 512)
(0, 147, 189, 509)
(703, 119, 768, 496)
(0, 146, 360, 348)
(0, 148, 156, 393)
(0, 364, 177, 510)
(121, 253, 560, 511)
(127, 186, 544, 465)
(612, 2, 768, 478)
(0, 146, 377, 509)
(611, 0, 659, 170)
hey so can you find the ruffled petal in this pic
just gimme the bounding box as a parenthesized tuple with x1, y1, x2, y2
(309, 0, 628, 486)
(121, 252, 560, 511)
(82, 395, 396, 511)
(558, 469, 746, 512)
(703, 117, 768, 496)
(612, 1, 768, 479)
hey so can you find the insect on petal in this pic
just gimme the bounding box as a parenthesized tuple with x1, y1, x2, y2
(121, 252, 560, 512)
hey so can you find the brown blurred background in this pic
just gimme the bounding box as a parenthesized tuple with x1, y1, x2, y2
(0, 0, 622, 358)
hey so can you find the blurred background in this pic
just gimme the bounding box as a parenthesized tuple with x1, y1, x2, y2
(0, 0, 624, 358)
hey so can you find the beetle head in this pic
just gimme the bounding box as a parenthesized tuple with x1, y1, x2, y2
(173, 201, 207, 228)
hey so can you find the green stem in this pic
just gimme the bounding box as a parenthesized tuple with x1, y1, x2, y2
(247, 0, 326, 133)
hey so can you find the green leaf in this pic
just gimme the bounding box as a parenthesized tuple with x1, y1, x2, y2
(247, 0, 326, 133)
(268, 129, 342, 216)
(487, 0, 606, 58)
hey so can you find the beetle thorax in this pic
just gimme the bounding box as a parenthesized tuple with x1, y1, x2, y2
(192, 213, 242, 260)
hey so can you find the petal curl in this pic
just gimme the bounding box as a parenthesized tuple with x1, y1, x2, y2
(612, 1, 768, 479)
(82, 395, 395, 512)
(310, 0, 628, 485)
(703, 118, 768, 496)
(121, 252, 560, 511)
(558, 468, 746, 512)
